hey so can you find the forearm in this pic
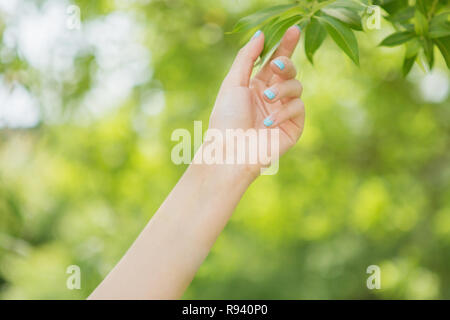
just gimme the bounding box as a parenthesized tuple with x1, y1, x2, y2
(89, 153, 258, 300)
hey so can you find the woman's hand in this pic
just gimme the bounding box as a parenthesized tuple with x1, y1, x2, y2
(89, 26, 306, 300)
(208, 26, 305, 170)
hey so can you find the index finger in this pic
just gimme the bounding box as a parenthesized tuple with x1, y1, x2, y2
(255, 25, 301, 83)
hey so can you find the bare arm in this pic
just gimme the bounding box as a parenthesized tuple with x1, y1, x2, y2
(89, 158, 256, 299)
(89, 26, 304, 300)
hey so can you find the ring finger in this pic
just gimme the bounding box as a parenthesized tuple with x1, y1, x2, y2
(262, 79, 303, 104)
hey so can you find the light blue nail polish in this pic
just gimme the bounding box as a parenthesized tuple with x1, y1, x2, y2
(252, 30, 262, 40)
(264, 89, 276, 100)
(263, 117, 273, 127)
(273, 59, 285, 70)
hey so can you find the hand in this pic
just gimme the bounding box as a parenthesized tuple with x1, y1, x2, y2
(208, 26, 305, 171)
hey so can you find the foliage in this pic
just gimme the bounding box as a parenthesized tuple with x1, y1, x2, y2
(231, 0, 450, 75)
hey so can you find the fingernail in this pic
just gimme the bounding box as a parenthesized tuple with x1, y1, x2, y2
(263, 117, 274, 127)
(295, 25, 301, 32)
(263, 89, 276, 100)
(251, 30, 262, 40)
(273, 59, 285, 70)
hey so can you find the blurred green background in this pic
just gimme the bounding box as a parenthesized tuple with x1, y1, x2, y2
(0, 0, 449, 299)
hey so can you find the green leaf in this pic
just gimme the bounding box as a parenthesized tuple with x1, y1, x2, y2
(429, 13, 450, 38)
(415, 0, 428, 16)
(321, 0, 364, 31)
(260, 15, 303, 63)
(321, 8, 363, 30)
(311, 0, 338, 13)
(422, 38, 435, 69)
(379, 31, 416, 47)
(305, 17, 327, 64)
(405, 38, 421, 58)
(414, 9, 428, 36)
(435, 36, 450, 68)
(230, 3, 298, 34)
(386, 6, 415, 23)
(327, 0, 365, 13)
(402, 39, 420, 76)
(374, 0, 409, 16)
(298, 18, 310, 30)
(402, 54, 417, 76)
(317, 15, 360, 65)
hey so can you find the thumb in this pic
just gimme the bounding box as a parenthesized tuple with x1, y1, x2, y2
(223, 30, 264, 87)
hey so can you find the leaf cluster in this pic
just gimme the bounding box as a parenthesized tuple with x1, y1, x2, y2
(230, 0, 450, 75)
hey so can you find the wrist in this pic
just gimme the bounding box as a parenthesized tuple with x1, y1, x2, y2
(191, 145, 260, 185)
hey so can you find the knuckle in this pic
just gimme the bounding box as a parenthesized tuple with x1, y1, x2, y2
(298, 101, 305, 115)
(289, 80, 302, 95)
(297, 81, 303, 93)
(290, 64, 297, 75)
(237, 47, 247, 58)
(294, 98, 305, 109)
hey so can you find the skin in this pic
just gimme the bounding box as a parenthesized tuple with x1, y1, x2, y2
(89, 26, 305, 300)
